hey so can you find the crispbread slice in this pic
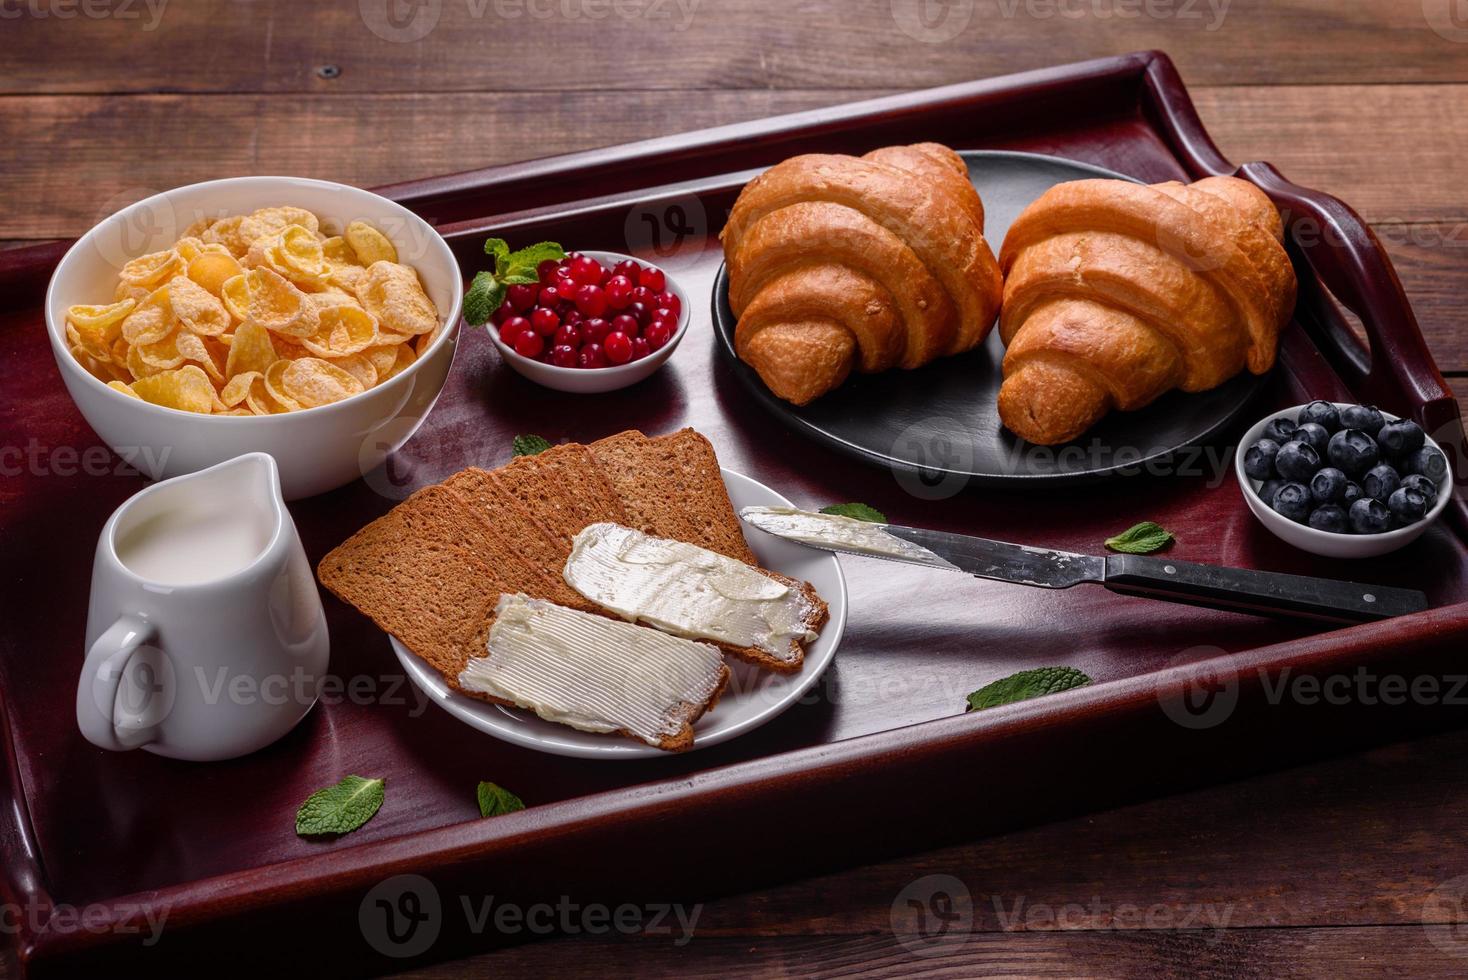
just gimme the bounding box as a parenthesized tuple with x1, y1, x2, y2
(441, 469, 593, 610)
(316, 506, 502, 692)
(490, 443, 629, 554)
(589, 428, 759, 565)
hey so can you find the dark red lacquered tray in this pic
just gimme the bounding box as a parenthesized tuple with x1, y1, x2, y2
(3, 51, 1465, 977)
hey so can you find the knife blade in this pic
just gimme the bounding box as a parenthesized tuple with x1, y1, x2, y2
(739, 507, 1428, 623)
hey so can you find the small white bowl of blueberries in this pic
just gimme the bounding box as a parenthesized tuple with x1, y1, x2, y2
(1236, 400, 1452, 558)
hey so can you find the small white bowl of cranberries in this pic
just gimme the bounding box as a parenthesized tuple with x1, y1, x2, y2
(487, 250, 688, 393)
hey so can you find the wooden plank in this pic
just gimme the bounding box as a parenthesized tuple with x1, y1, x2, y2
(1, 84, 1465, 240)
(397, 927, 1468, 977)
(1, 0, 1465, 94)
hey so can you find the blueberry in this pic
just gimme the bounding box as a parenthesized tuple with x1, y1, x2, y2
(1348, 496, 1392, 534)
(1387, 486, 1430, 525)
(1294, 422, 1330, 455)
(1341, 404, 1385, 435)
(1361, 463, 1401, 502)
(1308, 505, 1349, 533)
(1272, 482, 1313, 523)
(1407, 445, 1448, 482)
(1263, 416, 1298, 444)
(1259, 478, 1286, 506)
(1376, 419, 1425, 458)
(1309, 467, 1347, 505)
(1275, 440, 1321, 481)
(1299, 400, 1341, 433)
(1243, 438, 1281, 480)
(1343, 481, 1364, 505)
(1327, 429, 1380, 477)
(1400, 473, 1438, 505)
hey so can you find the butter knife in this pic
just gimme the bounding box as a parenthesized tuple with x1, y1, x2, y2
(739, 507, 1427, 624)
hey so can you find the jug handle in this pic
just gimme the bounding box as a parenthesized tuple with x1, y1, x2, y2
(76, 614, 159, 751)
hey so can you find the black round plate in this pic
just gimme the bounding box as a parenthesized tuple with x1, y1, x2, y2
(711, 150, 1268, 487)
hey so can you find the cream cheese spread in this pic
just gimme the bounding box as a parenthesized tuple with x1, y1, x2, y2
(458, 594, 726, 746)
(739, 506, 956, 568)
(563, 523, 818, 662)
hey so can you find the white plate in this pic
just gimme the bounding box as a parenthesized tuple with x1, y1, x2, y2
(391, 468, 847, 759)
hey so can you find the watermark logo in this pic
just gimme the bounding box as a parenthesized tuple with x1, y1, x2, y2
(1155, 646, 1239, 730)
(890, 0, 975, 42)
(360, 874, 443, 959)
(359, 0, 442, 42)
(890, 873, 974, 956)
(1424, 0, 1468, 42)
(623, 194, 709, 273)
(889, 416, 976, 501)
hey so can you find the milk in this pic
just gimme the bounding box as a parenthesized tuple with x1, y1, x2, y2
(115, 507, 271, 586)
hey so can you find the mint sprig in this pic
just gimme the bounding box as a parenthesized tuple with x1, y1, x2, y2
(477, 781, 525, 818)
(820, 503, 886, 523)
(966, 667, 1092, 712)
(463, 239, 566, 326)
(512, 434, 552, 458)
(1104, 521, 1174, 554)
(295, 775, 385, 837)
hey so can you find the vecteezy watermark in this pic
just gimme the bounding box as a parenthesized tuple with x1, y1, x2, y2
(891, 874, 974, 956)
(0, 439, 171, 480)
(990, 894, 1234, 938)
(0, 896, 170, 947)
(1155, 654, 1468, 731)
(0, 0, 168, 30)
(359, 0, 700, 42)
(1423, 0, 1468, 42)
(1425, 874, 1468, 957)
(624, 194, 710, 274)
(890, 0, 976, 43)
(359, 875, 702, 959)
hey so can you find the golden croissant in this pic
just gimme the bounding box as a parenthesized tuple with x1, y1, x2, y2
(721, 142, 1003, 405)
(996, 175, 1298, 445)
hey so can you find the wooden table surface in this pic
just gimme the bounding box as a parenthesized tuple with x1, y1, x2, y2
(5, 1, 1468, 976)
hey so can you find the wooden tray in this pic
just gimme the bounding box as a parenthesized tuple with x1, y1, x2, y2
(3, 51, 1465, 977)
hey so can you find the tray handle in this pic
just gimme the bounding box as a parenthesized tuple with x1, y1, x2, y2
(1239, 161, 1466, 533)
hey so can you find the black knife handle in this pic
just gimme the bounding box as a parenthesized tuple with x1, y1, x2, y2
(1103, 554, 1427, 623)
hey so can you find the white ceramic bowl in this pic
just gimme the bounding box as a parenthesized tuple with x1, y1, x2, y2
(45, 176, 464, 500)
(487, 250, 688, 393)
(1236, 402, 1453, 558)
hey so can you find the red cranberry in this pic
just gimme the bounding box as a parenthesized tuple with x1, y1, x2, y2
(550, 343, 578, 368)
(513, 329, 544, 358)
(653, 291, 680, 315)
(604, 275, 634, 309)
(631, 336, 650, 360)
(500, 314, 530, 341)
(565, 251, 584, 263)
(536, 259, 561, 285)
(644, 322, 672, 350)
(612, 259, 640, 281)
(574, 284, 608, 318)
(611, 313, 639, 338)
(647, 316, 676, 339)
(649, 307, 674, 325)
(529, 306, 560, 335)
(538, 285, 562, 308)
(490, 299, 514, 326)
(578, 343, 607, 369)
(506, 283, 538, 312)
(629, 285, 654, 306)
(638, 266, 666, 292)
(635, 303, 656, 326)
(603, 330, 632, 365)
(623, 301, 648, 325)
(554, 323, 581, 348)
(555, 276, 577, 299)
(581, 317, 610, 343)
(569, 255, 603, 287)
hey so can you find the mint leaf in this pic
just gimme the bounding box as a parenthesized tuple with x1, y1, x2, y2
(477, 781, 525, 818)
(483, 237, 512, 266)
(463, 270, 504, 326)
(819, 502, 886, 523)
(295, 775, 384, 837)
(966, 667, 1091, 712)
(1104, 521, 1174, 554)
(512, 434, 552, 458)
(499, 242, 565, 283)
